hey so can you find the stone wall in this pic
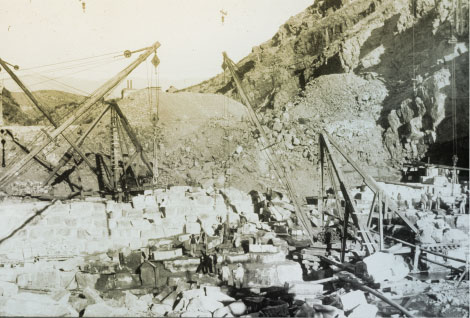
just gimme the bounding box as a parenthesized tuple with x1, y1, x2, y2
(0, 186, 256, 262)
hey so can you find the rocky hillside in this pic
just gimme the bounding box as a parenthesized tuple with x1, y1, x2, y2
(1, 88, 35, 125)
(10, 90, 85, 124)
(183, 0, 469, 169)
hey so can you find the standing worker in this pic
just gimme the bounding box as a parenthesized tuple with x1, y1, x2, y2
(436, 191, 442, 210)
(190, 234, 199, 257)
(234, 263, 245, 289)
(420, 192, 428, 211)
(460, 194, 467, 214)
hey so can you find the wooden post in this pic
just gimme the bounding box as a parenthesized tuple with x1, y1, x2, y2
(367, 193, 377, 228)
(413, 246, 421, 273)
(321, 133, 375, 255)
(322, 130, 418, 234)
(319, 134, 324, 226)
(341, 201, 350, 262)
(378, 192, 384, 251)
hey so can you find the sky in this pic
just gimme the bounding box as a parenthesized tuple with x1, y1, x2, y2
(0, 0, 312, 96)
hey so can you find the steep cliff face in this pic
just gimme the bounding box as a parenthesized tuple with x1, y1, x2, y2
(183, 0, 469, 169)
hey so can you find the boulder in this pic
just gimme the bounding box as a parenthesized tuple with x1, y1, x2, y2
(340, 290, 367, 312)
(387, 110, 401, 132)
(455, 215, 469, 232)
(443, 228, 468, 243)
(162, 291, 179, 307)
(418, 68, 450, 127)
(82, 287, 103, 304)
(288, 281, 323, 300)
(151, 303, 173, 316)
(363, 252, 410, 282)
(198, 296, 225, 313)
(204, 287, 235, 303)
(228, 301, 247, 315)
(398, 99, 416, 123)
(244, 261, 303, 288)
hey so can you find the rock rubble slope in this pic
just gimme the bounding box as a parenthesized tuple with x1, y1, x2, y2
(183, 0, 469, 169)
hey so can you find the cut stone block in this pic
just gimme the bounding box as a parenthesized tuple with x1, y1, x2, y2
(132, 195, 146, 210)
(163, 258, 200, 273)
(152, 248, 183, 261)
(155, 286, 174, 302)
(114, 273, 141, 289)
(149, 239, 174, 249)
(29, 270, 62, 290)
(225, 253, 250, 264)
(151, 303, 172, 316)
(186, 215, 198, 223)
(185, 222, 201, 234)
(340, 290, 368, 312)
(162, 290, 178, 307)
(179, 234, 191, 242)
(140, 261, 167, 288)
(144, 195, 158, 209)
(249, 251, 286, 264)
(287, 281, 323, 300)
(75, 272, 100, 289)
(244, 261, 303, 288)
(249, 244, 278, 253)
(119, 250, 143, 271)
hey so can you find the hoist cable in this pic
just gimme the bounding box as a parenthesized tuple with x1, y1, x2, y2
(17, 50, 123, 72)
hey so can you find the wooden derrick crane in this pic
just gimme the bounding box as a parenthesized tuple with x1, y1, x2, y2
(319, 131, 419, 261)
(0, 42, 160, 199)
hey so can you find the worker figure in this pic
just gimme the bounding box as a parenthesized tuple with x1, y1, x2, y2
(460, 194, 467, 214)
(397, 193, 405, 210)
(190, 234, 199, 257)
(221, 262, 231, 285)
(196, 253, 205, 274)
(420, 193, 428, 211)
(431, 192, 437, 211)
(234, 263, 245, 289)
(240, 212, 247, 226)
(159, 198, 167, 218)
(211, 253, 218, 274)
(201, 230, 208, 253)
(436, 191, 442, 210)
(426, 190, 433, 211)
(232, 230, 241, 248)
(204, 252, 213, 274)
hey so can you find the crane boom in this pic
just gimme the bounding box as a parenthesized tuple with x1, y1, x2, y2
(0, 42, 160, 188)
(222, 52, 315, 244)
